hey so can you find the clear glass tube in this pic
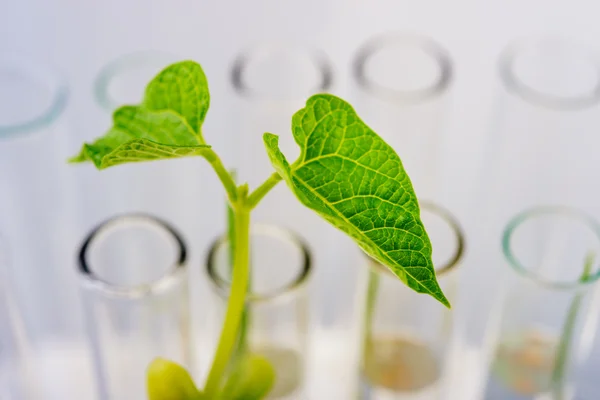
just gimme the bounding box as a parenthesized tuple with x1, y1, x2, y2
(481, 36, 600, 219)
(0, 236, 37, 399)
(0, 56, 68, 137)
(228, 43, 333, 226)
(358, 202, 465, 400)
(350, 34, 466, 389)
(351, 32, 453, 201)
(207, 224, 312, 399)
(0, 55, 75, 336)
(484, 207, 600, 400)
(0, 55, 87, 381)
(466, 38, 600, 392)
(79, 214, 193, 400)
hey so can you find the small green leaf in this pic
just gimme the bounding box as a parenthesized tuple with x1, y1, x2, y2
(143, 61, 210, 138)
(69, 106, 210, 169)
(264, 94, 449, 307)
(146, 358, 202, 400)
(219, 353, 275, 400)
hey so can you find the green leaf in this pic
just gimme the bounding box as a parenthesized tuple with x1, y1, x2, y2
(263, 94, 449, 307)
(146, 358, 202, 400)
(219, 353, 275, 400)
(143, 61, 210, 138)
(69, 105, 210, 169)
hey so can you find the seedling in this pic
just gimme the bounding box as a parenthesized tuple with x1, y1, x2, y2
(70, 61, 448, 399)
(551, 252, 595, 400)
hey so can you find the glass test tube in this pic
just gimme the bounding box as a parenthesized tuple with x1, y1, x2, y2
(79, 214, 193, 400)
(485, 207, 600, 400)
(359, 202, 465, 400)
(207, 224, 312, 399)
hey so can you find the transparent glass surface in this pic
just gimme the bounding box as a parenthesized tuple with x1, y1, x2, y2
(94, 51, 180, 111)
(351, 33, 453, 201)
(79, 214, 192, 400)
(358, 202, 464, 400)
(228, 44, 332, 227)
(499, 37, 600, 110)
(0, 55, 68, 137)
(0, 57, 88, 399)
(0, 236, 37, 399)
(483, 36, 600, 219)
(0, 56, 74, 338)
(350, 35, 466, 393)
(207, 225, 312, 399)
(476, 36, 600, 253)
(467, 38, 600, 394)
(484, 207, 600, 400)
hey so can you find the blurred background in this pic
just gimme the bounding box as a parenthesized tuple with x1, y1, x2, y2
(2, 0, 600, 399)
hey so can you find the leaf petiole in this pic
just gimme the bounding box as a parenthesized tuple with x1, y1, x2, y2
(203, 148, 238, 203)
(246, 172, 282, 209)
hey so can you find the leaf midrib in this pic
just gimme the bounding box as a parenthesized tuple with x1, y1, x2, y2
(307, 153, 402, 181)
(100, 139, 209, 167)
(111, 146, 179, 159)
(299, 157, 414, 217)
(132, 107, 204, 145)
(290, 167, 437, 296)
(155, 68, 207, 135)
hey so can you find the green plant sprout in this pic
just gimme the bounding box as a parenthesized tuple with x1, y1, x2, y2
(70, 61, 449, 399)
(551, 252, 595, 400)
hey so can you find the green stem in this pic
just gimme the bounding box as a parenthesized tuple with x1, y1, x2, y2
(246, 173, 282, 209)
(363, 266, 380, 360)
(204, 149, 238, 203)
(226, 180, 250, 355)
(203, 208, 251, 397)
(551, 252, 595, 400)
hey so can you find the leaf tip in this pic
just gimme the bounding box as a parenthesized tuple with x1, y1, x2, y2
(67, 146, 94, 165)
(263, 132, 278, 143)
(67, 154, 85, 164)
(441, 296, 451, 309)
(305, 93, 348, 108)
(434, 289, 451, 309)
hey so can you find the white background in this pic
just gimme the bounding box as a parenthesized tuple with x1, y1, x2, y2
(3, 0, 600, 399)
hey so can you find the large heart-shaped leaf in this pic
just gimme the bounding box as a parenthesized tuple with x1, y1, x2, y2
(264, 94, 449, 307)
